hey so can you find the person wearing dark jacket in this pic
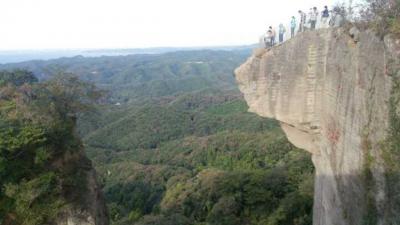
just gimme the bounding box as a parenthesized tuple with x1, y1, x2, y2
(321, 6, 330, 28)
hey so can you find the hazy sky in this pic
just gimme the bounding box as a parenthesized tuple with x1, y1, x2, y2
(0, 0, 346, 50)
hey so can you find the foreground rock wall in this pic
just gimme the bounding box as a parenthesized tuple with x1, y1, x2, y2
(235, 29, 399, 225)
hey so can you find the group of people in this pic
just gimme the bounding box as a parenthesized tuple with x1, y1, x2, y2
(264, 25, 286, 47)
(297, 6, 331, 32)
(264, 5, 344, 48)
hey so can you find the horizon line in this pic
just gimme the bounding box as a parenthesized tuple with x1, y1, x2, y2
(0, 43, 258, 53)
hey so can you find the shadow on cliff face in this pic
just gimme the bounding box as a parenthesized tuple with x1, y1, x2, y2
(314, 171, 400, 225)
(313, 76, 400, 225)
(312, 173, 378, 225)
(381, 74, 400, 225)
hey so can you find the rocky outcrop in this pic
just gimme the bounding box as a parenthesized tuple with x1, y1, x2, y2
(53, 149, 109, 225)
(235, 29, 400, 225)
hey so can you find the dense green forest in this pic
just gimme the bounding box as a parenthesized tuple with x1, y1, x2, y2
(0, 50, 249, 102)
(86, 100, 314, 225)
(0, 50, 314, 225)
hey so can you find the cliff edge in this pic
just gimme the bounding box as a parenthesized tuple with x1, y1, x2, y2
(235, 29, 400, 225)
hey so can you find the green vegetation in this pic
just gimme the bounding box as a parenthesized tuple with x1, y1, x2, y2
(360, 0, 400, 37)
(82, 96, 277, 151)
(0, 50, 315, 225)
(0, 70, 101, 225)
(67, 51, 314, 225)
(0, 50, 250, 102)
(79, 89, 315, 225)
(93, 129, 314, 225)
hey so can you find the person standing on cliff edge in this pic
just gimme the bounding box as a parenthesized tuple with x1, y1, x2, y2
(298, 10, 306, 32)
(264, 30, 272, 48)
(290, 16, 296, 38)
(310, 7, 318, 30)
(321, 6, 330, 28)
(279, 24, 286, 43)
(268, 26, 276, 46)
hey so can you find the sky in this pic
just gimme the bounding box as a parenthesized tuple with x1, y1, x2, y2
(0, 0, 349, 50)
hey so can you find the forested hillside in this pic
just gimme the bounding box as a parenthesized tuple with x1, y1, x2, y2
(0, 70, 108, 225)
(0, 50, 249, 102)
(0, 50, 315, 225)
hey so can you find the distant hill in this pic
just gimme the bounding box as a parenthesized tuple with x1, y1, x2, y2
(0, 45, 256, 64)
(0, 50, 251, 102)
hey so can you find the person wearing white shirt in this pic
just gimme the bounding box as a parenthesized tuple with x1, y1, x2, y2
(310, 7, 319, 30)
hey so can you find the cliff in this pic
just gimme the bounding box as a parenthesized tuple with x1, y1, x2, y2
(235, 28, 400, 225)
(52, 149, 109, 225)
(0, 72, 109, 225)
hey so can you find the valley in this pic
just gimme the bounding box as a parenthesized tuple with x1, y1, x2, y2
(0, 49, 314, 225)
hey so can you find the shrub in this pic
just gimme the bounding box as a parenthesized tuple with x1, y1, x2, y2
(360, 0, 400, 37)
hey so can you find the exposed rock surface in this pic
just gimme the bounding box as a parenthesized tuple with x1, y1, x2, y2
(53, 150, 109, 225)
(235, 28, 400, 225)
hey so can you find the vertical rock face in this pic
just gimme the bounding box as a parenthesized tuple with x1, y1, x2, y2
(53, 150, 109, 225)
(235, 29, 399, 225)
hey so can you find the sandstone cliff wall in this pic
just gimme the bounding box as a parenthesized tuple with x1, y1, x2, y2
(235, 28, 400, 225)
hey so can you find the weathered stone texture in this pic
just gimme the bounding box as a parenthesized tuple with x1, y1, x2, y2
(235, 29, 398, 225)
